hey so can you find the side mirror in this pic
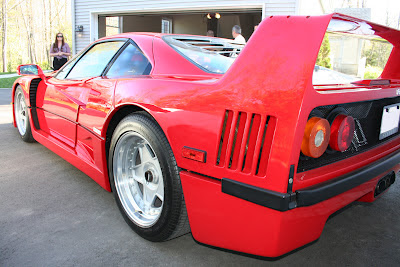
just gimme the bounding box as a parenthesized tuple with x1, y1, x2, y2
(17, 64, 46, 80)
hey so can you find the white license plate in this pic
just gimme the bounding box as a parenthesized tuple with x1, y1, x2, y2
(380, 103, 400, 140)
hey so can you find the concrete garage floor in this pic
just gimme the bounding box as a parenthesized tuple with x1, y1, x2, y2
(0, 88, 399, 266)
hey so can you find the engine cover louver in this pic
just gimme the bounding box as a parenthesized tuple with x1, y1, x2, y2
(216, 110, 276, 177)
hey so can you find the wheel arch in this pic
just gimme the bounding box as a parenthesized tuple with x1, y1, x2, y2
(12, 78, 42, 129)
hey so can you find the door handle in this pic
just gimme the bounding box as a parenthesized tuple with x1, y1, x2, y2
(89, 89, 101, 96)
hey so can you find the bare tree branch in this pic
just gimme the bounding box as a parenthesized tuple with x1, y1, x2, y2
(2, 0, 8, 71)
(7, 0, 25, 11)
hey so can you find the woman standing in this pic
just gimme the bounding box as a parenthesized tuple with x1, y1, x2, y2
(49, 33, 71, 70)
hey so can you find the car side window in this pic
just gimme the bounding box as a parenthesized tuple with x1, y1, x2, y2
(106, 43, 151, 77)
(65, 41, 125, 80)
(54, 53, 82, 80)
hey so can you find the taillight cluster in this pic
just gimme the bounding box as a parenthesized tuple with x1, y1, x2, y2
(329, 114, 355, 152)
(301, 117, 330, 158)
(301, 113, 355, 158)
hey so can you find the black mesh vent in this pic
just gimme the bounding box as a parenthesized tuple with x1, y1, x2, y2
(298, 96, 400, 172)
(29, 78, 41, 107)
(29, 78, 41, 129)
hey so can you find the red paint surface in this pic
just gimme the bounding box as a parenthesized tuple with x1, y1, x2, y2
(11, 13, 400, 257)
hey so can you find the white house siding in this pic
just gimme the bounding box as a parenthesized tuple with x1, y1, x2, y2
(73, 0, 298, 54)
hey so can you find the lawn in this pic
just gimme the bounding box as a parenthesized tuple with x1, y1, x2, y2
(0, 76, 20, 88)
(0, 71, 16, 75)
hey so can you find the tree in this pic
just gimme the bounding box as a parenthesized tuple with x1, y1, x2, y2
(316, 34, 332, 69)
(0, 0, 71, 72)
(2, 0, 8, 72)
(362, 40, 392, 69)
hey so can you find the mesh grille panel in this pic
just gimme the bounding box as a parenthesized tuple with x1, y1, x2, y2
(29, 78, 41, 107)
(298, 96, 400, 172)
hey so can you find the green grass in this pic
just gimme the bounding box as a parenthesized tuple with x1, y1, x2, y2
(0, 71, 16, 75)
(0, 76, 20, 88)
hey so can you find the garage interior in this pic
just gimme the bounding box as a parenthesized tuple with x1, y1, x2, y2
(98, 9, 262, 41)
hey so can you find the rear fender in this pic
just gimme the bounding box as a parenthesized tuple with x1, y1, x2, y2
(102, 102, 174, 190)
(102, 102, 165, 138)
(218, 14, 332, 192)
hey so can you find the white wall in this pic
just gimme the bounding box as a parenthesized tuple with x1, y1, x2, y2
(297, 0, 324, 15)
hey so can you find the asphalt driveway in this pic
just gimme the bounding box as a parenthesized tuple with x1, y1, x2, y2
(0, 88, 399, 266)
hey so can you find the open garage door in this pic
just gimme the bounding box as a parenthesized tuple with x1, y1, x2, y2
(98, 9, 261, 41)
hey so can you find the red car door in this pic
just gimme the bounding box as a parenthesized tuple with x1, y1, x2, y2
(75, 78, 116, 164)
(37, 40, 126, 148)
(38, 77, 87, 147)
(77, 78, 115, 135)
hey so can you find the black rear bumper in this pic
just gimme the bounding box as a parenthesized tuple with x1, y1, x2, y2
(222, 150, 400, 211)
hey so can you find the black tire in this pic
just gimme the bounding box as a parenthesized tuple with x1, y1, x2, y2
(108, 113, 190, 241)
(14, 86, 35, 143)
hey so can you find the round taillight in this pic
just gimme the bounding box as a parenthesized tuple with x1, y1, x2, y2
(329, 114, 355, 152)
(301, 117, 330, 158)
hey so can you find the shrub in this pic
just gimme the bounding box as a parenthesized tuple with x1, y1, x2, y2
(364, 65, 382, 79)
(316, 35, 332, 69)
(38, 61, 51, 71)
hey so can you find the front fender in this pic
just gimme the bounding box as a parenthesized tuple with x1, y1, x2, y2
(11, 76, 41, 128)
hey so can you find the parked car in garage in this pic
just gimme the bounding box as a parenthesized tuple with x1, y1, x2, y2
(12, 13, 400, 258)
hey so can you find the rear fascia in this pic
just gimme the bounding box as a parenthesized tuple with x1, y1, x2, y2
(178, 14, 400, 257)
(181, 162, 400, 257)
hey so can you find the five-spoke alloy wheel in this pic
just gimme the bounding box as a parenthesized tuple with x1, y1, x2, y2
(14, 86, 35, 142)
(109, 113, 190, 241)
(113, 132, 164, 227)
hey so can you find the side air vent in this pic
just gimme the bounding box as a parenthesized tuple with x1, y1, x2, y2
(216, 110, 276, 177)
(29, 78, 41, 129)
(29, 78, 41, 107)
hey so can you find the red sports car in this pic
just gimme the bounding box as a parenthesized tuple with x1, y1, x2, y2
(12, 13, 400, 257)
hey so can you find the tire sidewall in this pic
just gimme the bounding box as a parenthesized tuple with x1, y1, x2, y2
(14, 86, 33, 142)
(108, 114, 182, 241)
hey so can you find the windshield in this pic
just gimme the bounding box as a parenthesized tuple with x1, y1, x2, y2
(163, 35, 244, 74)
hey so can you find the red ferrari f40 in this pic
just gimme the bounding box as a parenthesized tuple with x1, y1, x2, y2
(12, 13, 400, 257)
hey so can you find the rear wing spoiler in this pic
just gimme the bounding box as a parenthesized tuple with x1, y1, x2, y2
(223, 13, 400, 86)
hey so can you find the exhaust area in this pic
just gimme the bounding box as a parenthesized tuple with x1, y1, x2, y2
(374, 171, 396, 197)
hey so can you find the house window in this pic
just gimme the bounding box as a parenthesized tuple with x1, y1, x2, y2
(106, 16, 122, 36)
(161, 18, 172, 34)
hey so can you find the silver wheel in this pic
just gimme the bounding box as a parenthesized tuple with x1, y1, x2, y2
(14, 89, 28, 136)
(113, 131, 164, 228)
